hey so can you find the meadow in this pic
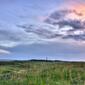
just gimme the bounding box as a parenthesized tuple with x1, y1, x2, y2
(0, 60, 85, 85)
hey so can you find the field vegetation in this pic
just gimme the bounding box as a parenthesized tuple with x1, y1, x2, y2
(0, 60, 85, 85)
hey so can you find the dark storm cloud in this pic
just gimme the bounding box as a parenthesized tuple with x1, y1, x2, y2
(62, 34, 85, 40)
(18, 24, 62, 39)
(44, 9, 85, 41)
(49, 10, 70, 20)
(56, 20, 84, 30)
(19, 19, 85, 41)
(45, 9, 84, 28)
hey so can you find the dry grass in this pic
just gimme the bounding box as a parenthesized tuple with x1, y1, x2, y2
(0, 61, 85, 85)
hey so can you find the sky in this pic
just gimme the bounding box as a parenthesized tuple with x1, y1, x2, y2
(0, 0, 85, 61)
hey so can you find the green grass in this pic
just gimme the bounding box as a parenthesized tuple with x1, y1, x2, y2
(0, 61, 85, 85)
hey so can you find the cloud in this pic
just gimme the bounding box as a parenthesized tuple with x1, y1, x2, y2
(44, 8, 85, 41)
(55, 20, 84, 30)
(0, 1, 85, 48)
(0, 49, 10, 54)
(17, 9, 85, 45)
(1, 7, 85, 48)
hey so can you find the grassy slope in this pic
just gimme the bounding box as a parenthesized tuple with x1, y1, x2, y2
(0, 61, 85, 85)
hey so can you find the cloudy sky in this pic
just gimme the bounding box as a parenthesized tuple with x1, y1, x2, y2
(0, 0, 85, 61)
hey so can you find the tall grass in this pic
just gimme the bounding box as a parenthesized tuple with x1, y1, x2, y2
(0, 61, 85, 85)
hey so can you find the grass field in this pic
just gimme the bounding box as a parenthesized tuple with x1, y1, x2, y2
(0, 60, 85, 85)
